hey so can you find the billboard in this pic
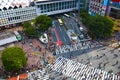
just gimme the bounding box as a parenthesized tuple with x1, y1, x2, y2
(112, 0, 120, 2)
(89, 0, 110, 16)
(111, 0, 120, 6)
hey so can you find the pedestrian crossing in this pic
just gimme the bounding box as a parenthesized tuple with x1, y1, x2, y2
(55, 40, 102, 55)
(28, 69, 49, 80)
(50, 57, 120, 80)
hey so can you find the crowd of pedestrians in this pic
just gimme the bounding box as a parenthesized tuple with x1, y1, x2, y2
(27, 69, 49, 80)
(50, 57, 120, 80)
(55, 40, 102, 55)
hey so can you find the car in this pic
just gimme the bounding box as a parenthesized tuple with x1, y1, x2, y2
(79, 34, 84, 39)
(80, 27, 83, 31)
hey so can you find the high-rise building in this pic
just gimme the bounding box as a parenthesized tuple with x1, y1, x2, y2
(0, 0, 89, 27)
(35, 0, 77, 15)
(1, 0, 119, 27)
(88, 0, 110, 16)
(108, 0, 120, 19)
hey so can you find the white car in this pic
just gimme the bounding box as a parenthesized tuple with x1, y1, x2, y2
(39, 33, 48, 44)
(80, 27, 83, 31)
(80, 34, 84, 38)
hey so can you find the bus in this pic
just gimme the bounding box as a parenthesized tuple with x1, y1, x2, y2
(64, 14, 70, 18)
(14, 31, 22, 41)
(58, 19, 63, 26)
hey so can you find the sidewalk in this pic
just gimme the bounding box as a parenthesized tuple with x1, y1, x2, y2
(73, 46, 120, 74)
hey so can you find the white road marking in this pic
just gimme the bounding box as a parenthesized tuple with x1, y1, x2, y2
(64, 37, 66, 42)
(59, 26, 62, 32)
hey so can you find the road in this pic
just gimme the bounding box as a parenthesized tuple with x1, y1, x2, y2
(51, 28, 57, 43)
(54, 20, 71, 45)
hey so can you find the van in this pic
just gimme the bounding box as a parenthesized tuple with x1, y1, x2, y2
(14, 31, 22, 41)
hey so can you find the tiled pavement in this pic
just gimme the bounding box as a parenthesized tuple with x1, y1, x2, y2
(72, 46, 120, 74)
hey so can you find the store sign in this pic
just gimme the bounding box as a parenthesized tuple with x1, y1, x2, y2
(11, 2, 27, 6)
(111, 1, 120, 5)
(112, 0, 120, 2)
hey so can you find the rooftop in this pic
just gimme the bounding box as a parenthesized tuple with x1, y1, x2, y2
(0, 31, 15, 40)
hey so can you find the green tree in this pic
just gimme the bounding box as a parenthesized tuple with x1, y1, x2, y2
(80, 11, 114, 39)
(88, 15, 114, 39)
(25, 27, 38, 38)
(1, 46, 27, 72)
(80, 10, 92, 27)
(35, 15, 52, 32)
(80, 10, 90, 19)
(23, 21, 31, 29)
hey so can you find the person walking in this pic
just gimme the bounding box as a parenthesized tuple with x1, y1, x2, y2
(116, 61, 118, 65)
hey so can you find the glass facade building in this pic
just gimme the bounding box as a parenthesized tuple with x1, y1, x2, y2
(0, 0, 89, 27)
(0, 7, 37, 26)
(35, 0, 77, 15)
(108, 0, 120, 19)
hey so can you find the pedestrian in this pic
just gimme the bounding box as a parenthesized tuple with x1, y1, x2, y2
(77, 58, 79, 62)
(98, 64, 101, 68)
(116, 61, 118, 65)
(103, 53, 105, 56)
(96, 55, 99, 58)
(103, 63, 106, 67)
(70, 53, 72, 59)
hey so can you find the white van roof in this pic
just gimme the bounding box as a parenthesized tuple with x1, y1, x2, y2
(14, 31, 19, 35)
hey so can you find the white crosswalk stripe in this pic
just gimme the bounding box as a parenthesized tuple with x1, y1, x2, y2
(50, 57, 120, 80)
(55, 40, 102, 55)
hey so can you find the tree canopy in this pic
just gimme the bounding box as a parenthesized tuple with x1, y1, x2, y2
(23, 15, 52, 38)
(23, 21, 31, 29)
(25, 27, 38, 38)
(80, 10, 114, 39)
(35, 15, 52, 32)
(1, 46, 27, 72)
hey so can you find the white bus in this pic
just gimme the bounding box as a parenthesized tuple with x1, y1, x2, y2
(64, 14, 70, 18)
(14, 31, 22, 41)
(58, 19, 63, 26)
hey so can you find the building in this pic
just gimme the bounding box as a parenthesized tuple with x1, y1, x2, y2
(88, 0, 110, 16)
(0, 0, 36, 28)
(0, 0, 88, 27)
(0, 7, 37, 27)
(108, 0, 120, 19)
(0, 30, 18, 46)
(35, 0, 77, 15)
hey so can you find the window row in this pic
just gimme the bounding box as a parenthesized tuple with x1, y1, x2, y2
(41, 5, 75, 13)
(0, 9, 36, 18)
(0, 14, 36, 25)
(38, 1, 76, 10)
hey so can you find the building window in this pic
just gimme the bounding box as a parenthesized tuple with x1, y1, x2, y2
(56, 3, 58, 10)
(37, 5, 39, 8)
(66, 1, 69, 9)
(40, 5, 43, 11)
(62, 2, 65, 9)
(44, 4, 46, 10)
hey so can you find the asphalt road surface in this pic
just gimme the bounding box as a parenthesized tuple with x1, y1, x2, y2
(54, 20, 71, 45)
